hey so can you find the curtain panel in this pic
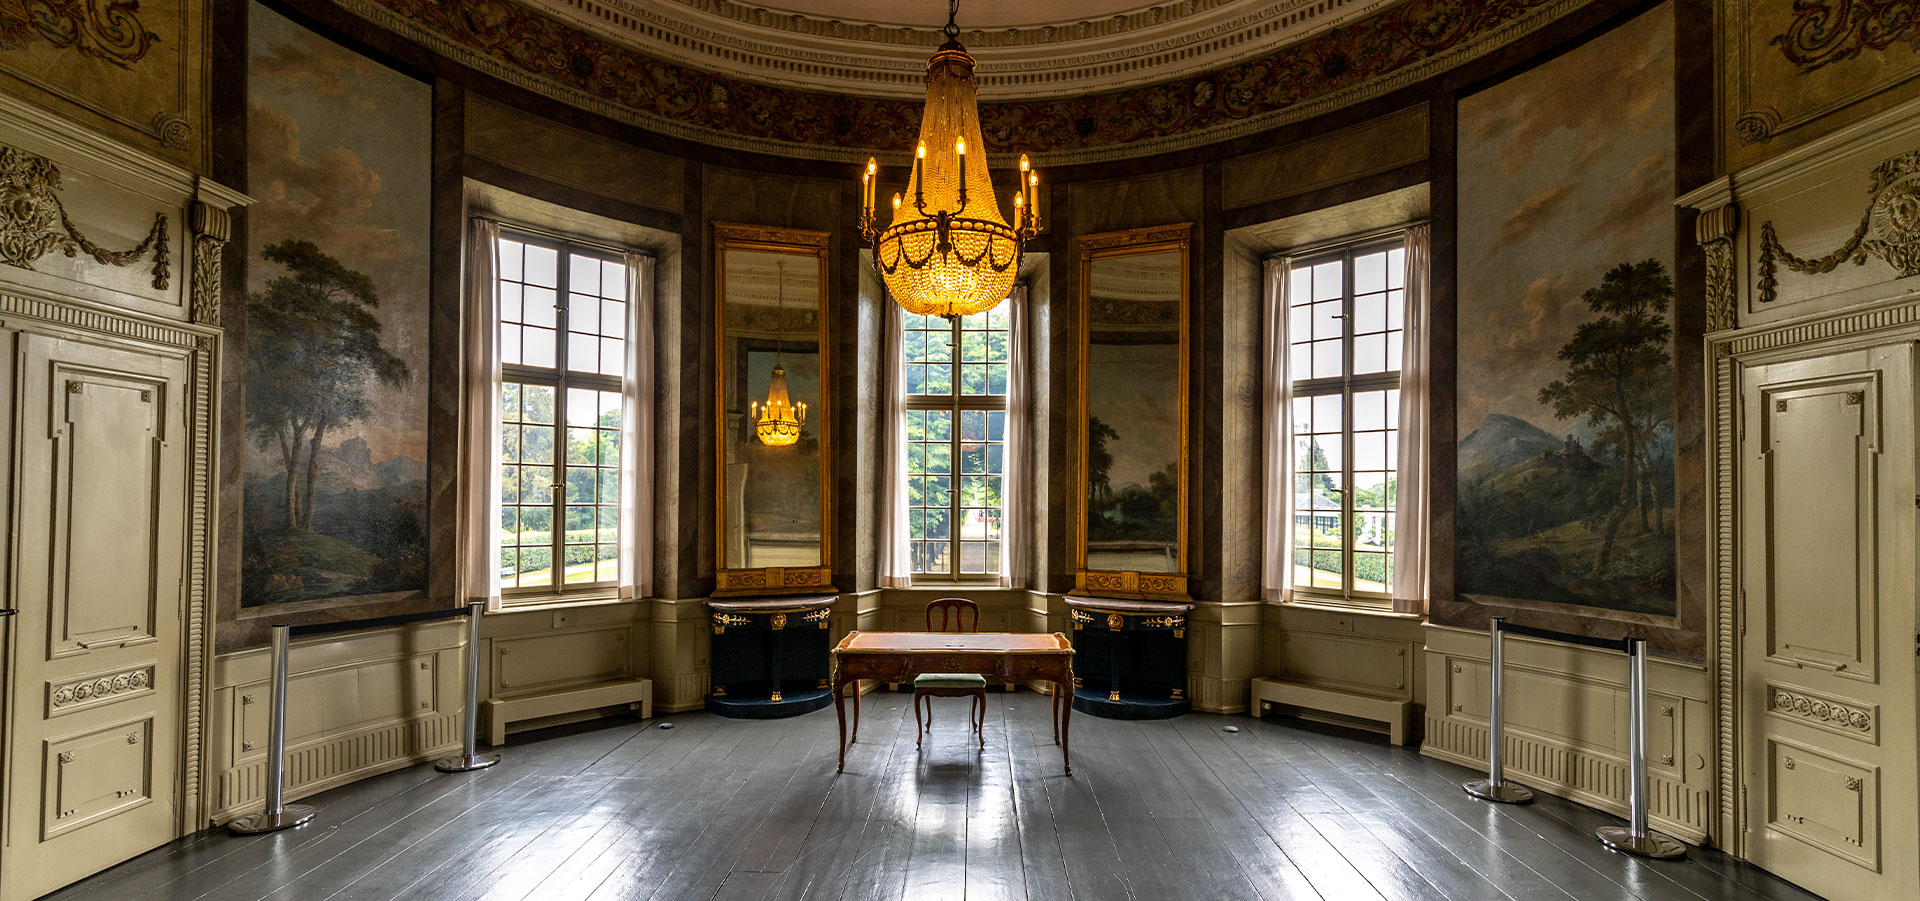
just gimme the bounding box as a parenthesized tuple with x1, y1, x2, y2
(459, 219, 503, 606)
(1260, 258, 1295, 602)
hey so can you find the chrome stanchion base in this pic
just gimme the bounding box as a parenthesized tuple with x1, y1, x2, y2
(1596, 825, 1687, 859)
(228, 804, 317, 835)
(434, 752, 500, 773)
(1463, 779, 1535, 804)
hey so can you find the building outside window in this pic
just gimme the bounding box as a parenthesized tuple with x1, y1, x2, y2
(494, 232, 633, 600)
(903, 306, 1012, 580)
(1285, 239, 1405, 604)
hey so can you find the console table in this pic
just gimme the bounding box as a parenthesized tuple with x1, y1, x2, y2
(706, 595, 836, 718)
(830, 631, 1074, 774)
(1064, 595, 1193, 719)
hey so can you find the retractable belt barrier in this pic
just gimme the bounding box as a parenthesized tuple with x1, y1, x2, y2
(229, 603, 496, 836)
(1461, 616, 1685, 860)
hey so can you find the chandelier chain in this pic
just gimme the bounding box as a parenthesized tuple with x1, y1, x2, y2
(944, 0, 960, 41)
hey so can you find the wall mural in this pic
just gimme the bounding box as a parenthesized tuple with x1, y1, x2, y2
(0, 0, 200, 157)
(1452, 2, 1678, 620)
(240, 3, 431, 607)
(0, 0, 160, 66)
(343, 0, 1581, 161)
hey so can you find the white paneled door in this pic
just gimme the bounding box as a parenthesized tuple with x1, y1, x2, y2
(1740, 343, 1918, 900)
(1, 333, 188, 900)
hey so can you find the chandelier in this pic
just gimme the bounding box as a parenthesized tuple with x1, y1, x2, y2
(752, 261, 806, 446)
(860, 0, 1039, 319)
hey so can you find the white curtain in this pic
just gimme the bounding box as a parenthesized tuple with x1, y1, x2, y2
(460, 219, 503, 607)
(877, 300, 913, 588)
(1392, 225, 1432, 615)
(999, 286, 1029, 589)
(1260, 258, 1295, 602)
(622, 253, 656, 599)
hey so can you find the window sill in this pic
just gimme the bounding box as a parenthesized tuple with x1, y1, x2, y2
(1278, 597, 1424, 621)
(495, 592, 641, 614)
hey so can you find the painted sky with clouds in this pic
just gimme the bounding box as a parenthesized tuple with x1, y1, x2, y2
(246, 4, 431, 470)
(1455, 3, 1674, 442)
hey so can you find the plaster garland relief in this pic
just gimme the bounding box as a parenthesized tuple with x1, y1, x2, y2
(0, 144, 169, 289)
(1757, 149, 1920, 303)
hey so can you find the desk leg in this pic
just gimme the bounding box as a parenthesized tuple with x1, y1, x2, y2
(1050, 683, 1060, 745)
(1057, 676, 1073, 776)
(851, 681, 862, 743)
(834, 676, 848, 774)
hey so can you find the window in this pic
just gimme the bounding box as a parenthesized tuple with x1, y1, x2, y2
(1286, 240, 1404, 603)
(903, 306, 1011, 579)
(496, 233, 631, 598)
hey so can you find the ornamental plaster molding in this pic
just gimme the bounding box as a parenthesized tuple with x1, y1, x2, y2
(335, 0, 1597, 165)
(1758, 150, 1920, 303)
(535, 0, 1398, 99)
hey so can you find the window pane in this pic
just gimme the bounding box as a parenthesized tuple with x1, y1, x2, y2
(600, 338, 623, 377)
(500, 282, 523, 324)
(1354, 334, 1387, 375)
(499, 239, 524, 281)
(569, 253, 600, 297)
(1355, 251, 1387, 295)
(1354, 390, 1390, 432)
(569, 293, 601, 334)
(526, 245, 558, 286)
(1311, 395, 1343, 436)
(602, 300, 628, 339)
(602, 260, 627, 298)
(524, 327, 557, 369)
(927, 411, 953, 441)
(925, 362, 953, 395)
(568, 332, 598, 374)
(1289, 267, 1312, 305)
(1310, 339, 1342, 379)
(1311, 301, 1342, 340)
(524, 286, 557, 327)
(500, 327, 522, 366)
(1354, 293, 1388, 334)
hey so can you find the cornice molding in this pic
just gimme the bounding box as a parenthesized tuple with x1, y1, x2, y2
(533, 0, 1399, 99)
(335, 0, 1595, 165)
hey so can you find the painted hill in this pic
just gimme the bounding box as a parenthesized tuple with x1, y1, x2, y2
(1458, 413, 1559, 484)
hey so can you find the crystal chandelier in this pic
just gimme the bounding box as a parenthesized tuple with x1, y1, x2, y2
(752, 261, 806, 446)
(860, 0, 1039, 319)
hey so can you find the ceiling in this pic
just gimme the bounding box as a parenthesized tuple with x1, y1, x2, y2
(740, 0, 1163, 29)
(528, 0, 1401, 100)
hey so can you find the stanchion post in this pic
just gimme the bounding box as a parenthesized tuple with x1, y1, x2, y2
(1464, 617, 1533, 804)
(436, 602, 501, 773)
(229, 625, 317, 834)
(1597, 637, 1686, 858)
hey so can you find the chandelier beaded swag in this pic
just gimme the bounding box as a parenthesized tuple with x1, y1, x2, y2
(860, 0, 1040, 319)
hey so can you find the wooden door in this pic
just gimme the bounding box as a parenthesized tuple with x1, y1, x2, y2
(1739, 343, 1918, 899)
(1, 333, 188, 900)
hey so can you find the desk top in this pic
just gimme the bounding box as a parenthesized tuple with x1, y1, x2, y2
(833, 631, 1071, 654)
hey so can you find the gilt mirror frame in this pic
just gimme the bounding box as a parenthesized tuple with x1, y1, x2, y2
(712, 222, 833, 596)
(1075, 223, 1192, 600)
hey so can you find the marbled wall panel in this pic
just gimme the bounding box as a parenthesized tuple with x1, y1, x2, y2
(1223, 104, 1429, 210)
(465, 95, 683, 214)
(1218, 242, 1263, 603)
(1725, 0, 1920, 170)
(0, 0, 206, 169)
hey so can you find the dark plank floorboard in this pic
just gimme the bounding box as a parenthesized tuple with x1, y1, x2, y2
(51, 694, 1828, 901)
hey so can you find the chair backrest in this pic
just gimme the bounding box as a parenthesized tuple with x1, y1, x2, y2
(926, 597, 979, 634)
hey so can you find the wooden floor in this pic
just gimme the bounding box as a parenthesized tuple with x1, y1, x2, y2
(51, 692, 1820, 901)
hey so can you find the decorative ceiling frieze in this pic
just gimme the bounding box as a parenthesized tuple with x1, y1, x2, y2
(530, 0, 1401, 99)
(335, 0, 1597, 164)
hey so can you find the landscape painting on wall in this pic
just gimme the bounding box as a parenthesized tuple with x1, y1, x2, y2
(240, 3, 431, 607)
(1453, 3, 1677, 618)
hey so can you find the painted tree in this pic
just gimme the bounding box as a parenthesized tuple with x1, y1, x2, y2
(245, 240, 412, 531)
(1536, 259, 1672, 576)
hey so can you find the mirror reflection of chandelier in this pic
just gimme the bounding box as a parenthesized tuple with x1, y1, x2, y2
(859, 0, 1039, 319)
(753, 260, 807, 446)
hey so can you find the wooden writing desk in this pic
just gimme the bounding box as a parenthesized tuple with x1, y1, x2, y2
(830, 631, 1075, 774)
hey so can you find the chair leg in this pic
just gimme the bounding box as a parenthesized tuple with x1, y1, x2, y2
(975, 693, 985, 747)
(914, 692, 924, 749)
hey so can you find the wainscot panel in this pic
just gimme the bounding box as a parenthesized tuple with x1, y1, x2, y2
(208, 620, 465, 824)
(1420, 623, 1714, 844)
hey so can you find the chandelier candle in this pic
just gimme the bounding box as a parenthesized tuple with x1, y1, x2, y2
(860, 0, 1040, 319)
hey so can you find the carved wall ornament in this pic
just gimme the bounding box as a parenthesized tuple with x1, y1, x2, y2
(0, 145, 169, 288)
(187, 202, 230, 321)
(1694, 202, 1740, 331)
(1772, 0, 1920, 73)
(51, 666, 152, 708)
(1735, 108, 1781, 146)
(150, 111, 193, 151)
(1769, 686, 1873, 732)
(1757, 150, 1920, 302)
(9, 0, 159, 68)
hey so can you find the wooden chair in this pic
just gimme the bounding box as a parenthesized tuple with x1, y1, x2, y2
(914, 597, 987, 749)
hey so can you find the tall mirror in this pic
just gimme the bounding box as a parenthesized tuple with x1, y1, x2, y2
(1077, 224, 1190, 598)
(714, 223, 831, 595)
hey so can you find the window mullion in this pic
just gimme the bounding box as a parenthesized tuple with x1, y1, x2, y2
(949, 318, 962, 577)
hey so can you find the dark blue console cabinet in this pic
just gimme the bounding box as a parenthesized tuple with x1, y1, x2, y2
(706, 595, 837, 718)
(1065, 595, 1194, 719)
